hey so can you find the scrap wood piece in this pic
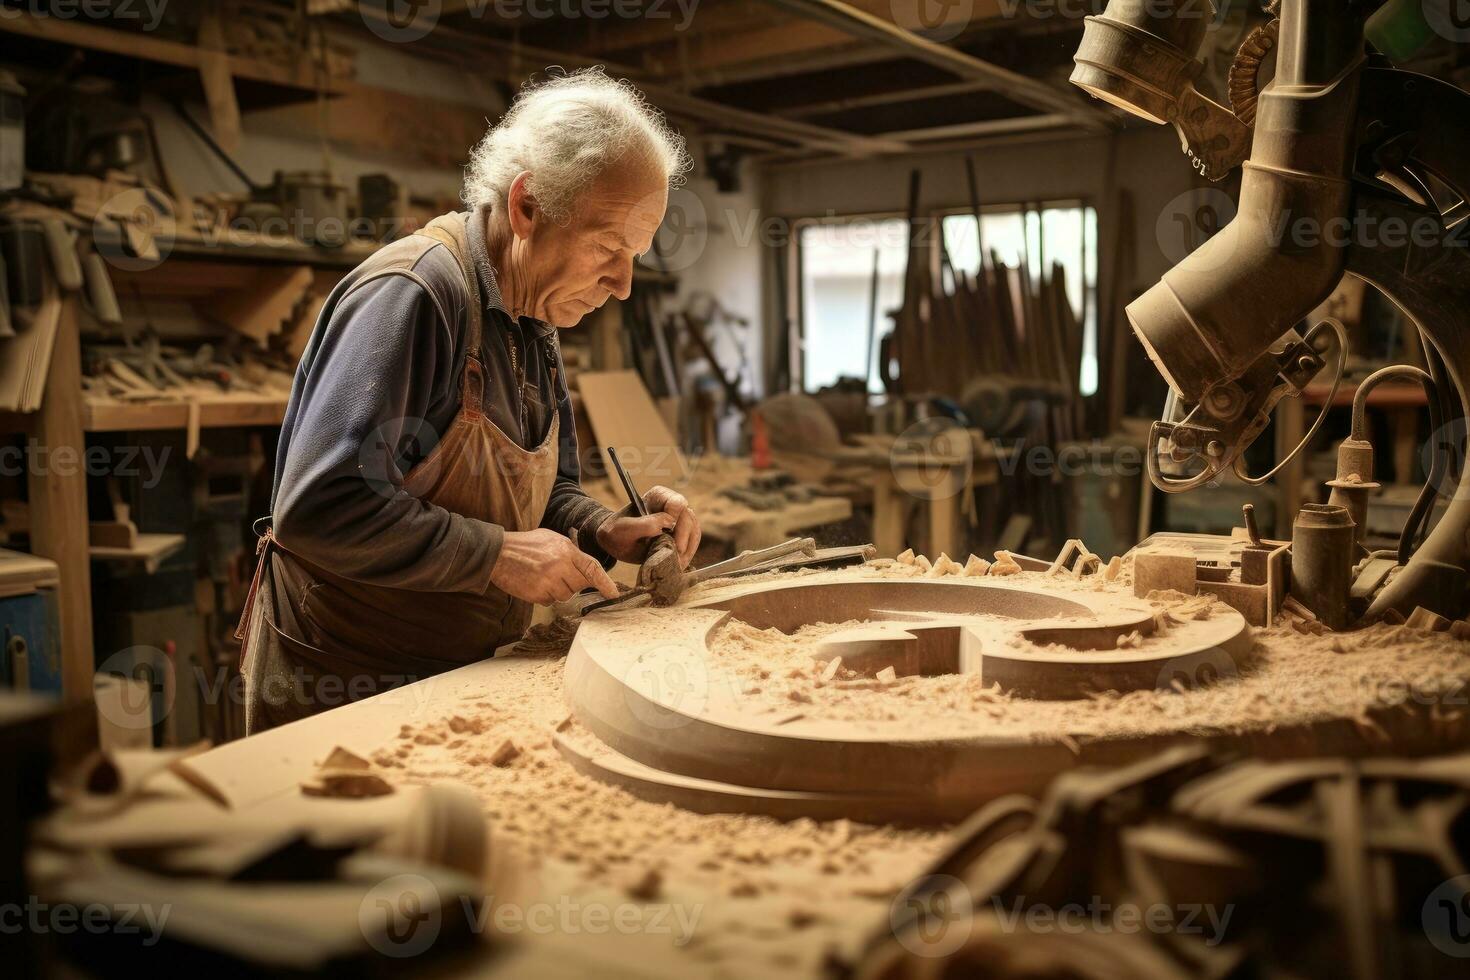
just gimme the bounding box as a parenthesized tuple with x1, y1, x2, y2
(1406, 607, 1451, 633)
(1050, 539, 1101, 579)
(299, 744, 394, 798)
(929, 553, 963, 577)
(990, 551, 1022, 576)
(489, 739, 521, 767)
(59, 741, 222, 815)
(577, 369, 688, 487)
(1133, 548, 1197, 598)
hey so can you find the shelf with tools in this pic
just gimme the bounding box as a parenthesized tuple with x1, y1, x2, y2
(82, 391, 289, 434)
(0, 183, 364, 703)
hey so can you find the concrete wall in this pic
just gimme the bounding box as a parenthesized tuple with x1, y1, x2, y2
(664, 158, 765, 402)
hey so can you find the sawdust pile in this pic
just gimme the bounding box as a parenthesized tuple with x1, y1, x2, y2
(704, 611, 1470, 740)
(371, 564, 1470, 975)
(372, 652, 945, 975)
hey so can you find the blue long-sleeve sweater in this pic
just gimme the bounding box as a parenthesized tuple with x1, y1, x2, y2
(269, 217, 614, 595)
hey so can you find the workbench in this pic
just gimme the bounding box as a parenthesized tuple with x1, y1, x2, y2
(172, 650, 866, 979)
(826, 432, 1003, 561)
(584, 457, 853, 554)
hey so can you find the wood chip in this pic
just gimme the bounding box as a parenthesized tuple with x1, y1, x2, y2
(896, 548, 916, 565)
(489, 739, 521, 767)
(300, 770, 393, 798)
(1104, 555, 1123, 582)
(914, 554, 933, 573)
(929, 553, 963, 576)
(990, 551, 1022, 576)
(1281, 596, 1318, 621)
(876, 666, 898, 684)
(819, 657, 843, 683)
(1407, 607, 1451, 632)
(448, 715, 485, 735)
(319, 746, 371, 771)
(626, 867, 663, 901)
(964, 554, 991, 577)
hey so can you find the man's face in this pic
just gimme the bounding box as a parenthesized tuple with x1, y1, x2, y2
(521, 161, 669, 327)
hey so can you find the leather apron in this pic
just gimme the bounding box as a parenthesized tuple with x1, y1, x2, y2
(237, 212, 559, 732)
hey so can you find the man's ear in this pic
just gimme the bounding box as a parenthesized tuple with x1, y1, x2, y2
(505, 171, 538, 240)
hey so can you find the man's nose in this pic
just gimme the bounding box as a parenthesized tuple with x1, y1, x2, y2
(604, 262, 634, 301)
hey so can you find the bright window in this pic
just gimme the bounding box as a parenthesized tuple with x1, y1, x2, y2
(797, 218, 909, 394)
(941, 204, 1099, 395)
(795, 204, 1099, 398)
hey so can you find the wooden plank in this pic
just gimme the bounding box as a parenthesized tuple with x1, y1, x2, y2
(0, 548, 60, 596)
(197, 10, 243, 154)
(0, 10, 343, 95)
(0, 281, 63, 414)
(90, 533, 189, 576)
(28, 297, 94, 702)
(83, 393, 289, 433)
(576, 370, 688, 490)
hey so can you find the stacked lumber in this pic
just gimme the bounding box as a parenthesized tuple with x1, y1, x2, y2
(884, 170, 1090, 555)
(889, 243, 1085, 437)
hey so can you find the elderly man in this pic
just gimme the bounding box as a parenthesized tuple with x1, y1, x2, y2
(237, 70, 701, 733)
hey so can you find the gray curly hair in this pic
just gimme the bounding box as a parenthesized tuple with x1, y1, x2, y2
(463, 68, 691, 225)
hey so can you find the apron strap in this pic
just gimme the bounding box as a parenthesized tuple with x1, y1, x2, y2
(416, 215, 487, 414)
(233, 524, 274, 664)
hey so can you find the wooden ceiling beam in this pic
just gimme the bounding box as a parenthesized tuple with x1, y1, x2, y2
(775, 78, 1000, 119)
(557, 0, 1005, 55)
(879, 113, 1076, 142)
(346, 12, 907, 155)
(752, 0, 1109, 129)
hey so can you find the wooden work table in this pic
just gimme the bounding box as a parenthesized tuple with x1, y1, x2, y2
(825, 432, 1004, 561)
(583, 456, 853, 554)
(173, 651, 752, 978)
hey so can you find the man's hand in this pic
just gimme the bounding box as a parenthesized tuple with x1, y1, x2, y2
(596, 485, 702, 568)
(490, 529, 619, 604)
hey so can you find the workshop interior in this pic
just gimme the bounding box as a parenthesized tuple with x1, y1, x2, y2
(6, 0, 1470, 976)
